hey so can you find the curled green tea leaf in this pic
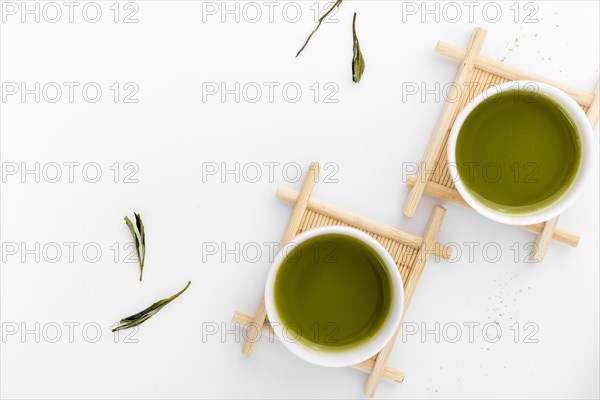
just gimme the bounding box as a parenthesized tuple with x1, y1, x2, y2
(296, 0, 342, 57)
(352, 12, 365, 83)
(124, 212, 145, 281)
(112, 281, 191, 332)
(134, 212, 145, 272)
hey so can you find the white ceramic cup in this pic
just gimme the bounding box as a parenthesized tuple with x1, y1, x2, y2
(447, 80, 595, 226)
(264, 226, 404, 367)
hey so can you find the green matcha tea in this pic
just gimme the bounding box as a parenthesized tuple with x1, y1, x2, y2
(455, 89, 581, 214)
(274, 233, 393, 351)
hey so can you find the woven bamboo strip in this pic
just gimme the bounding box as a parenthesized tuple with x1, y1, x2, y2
(406, 176, 580, 247)
(276, 186, 452, 260)
(298, 208, 312, 233)
(241, 163, 319, 356)
(404, 28, 487, 217)
(365, 206, 447, 397)
(387, 239, 400, 264)
(305, 210, 318, 232)
(312, 211, 325, 231)
(231, 311, 406, 383)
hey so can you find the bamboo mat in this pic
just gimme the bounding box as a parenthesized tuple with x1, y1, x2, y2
(233, 163, 449, 397)
(403, 27, 599, 262)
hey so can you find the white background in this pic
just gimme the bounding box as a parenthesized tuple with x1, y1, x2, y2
(1, 1, 599, 398)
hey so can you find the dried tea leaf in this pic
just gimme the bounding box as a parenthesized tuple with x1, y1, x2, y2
(352, 12, 365, 83)
(296, 0, 343, 57)
(134, 212, 146, 273)
(112, 281, 192, 332)
(124, 215, 143, 280)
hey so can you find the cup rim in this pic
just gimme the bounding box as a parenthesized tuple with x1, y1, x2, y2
(446, 80, 595, 226)
(264, 226, 404, 368)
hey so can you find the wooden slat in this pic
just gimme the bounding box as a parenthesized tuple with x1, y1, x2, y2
(298, 209, 417, 272)
(403, 27, 487, 217)
(277, 186, 452, 260)
(435, 40, 596, 107)
(430, 68, 508, 187)
(406, 176, 580, 247)
(530, 81, 600, 261)
(531, 216, 560, 262)
(364, 206, 447, 397)
(586, 82, 599, 127)
(241, 163, 319, 356)
(232, 311, 406, 383)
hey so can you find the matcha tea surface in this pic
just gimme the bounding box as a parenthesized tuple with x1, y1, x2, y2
(274, 233, 393, 351)
(456, 89, 581, 213)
